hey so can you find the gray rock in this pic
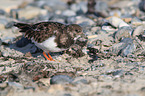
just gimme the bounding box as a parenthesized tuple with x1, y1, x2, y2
(120, 38, 133, 44)
(30, 0, 46, 8)
(10, 9, 19, 19)
(7, 82, 23, 89)
(109, 42, 126, 55)
(17, 6, 48, 19)
(5, 21, 15, 29)
(50, 75, 74, 84)
(0, 9, 6, 15)
(73, 77, 88, 84)
(0, 18, 8, 29)
(110, 38, 136, 56)
(0, 38, 2, 46)
(0, 0, 25, 13)
(1, 36, 15, 44)
(43, 0, 67, 12)
(49, 14, 66, 23)
(67, 16, 96, 27)
(108, 16, 130, 28)
(139, 0, 145, 12)
(132, 25, 145, 37)
(70, 1, 87, 14)
(106, 69, 124, 77)
(62, 10, 76, 17)
(95, 1, 108, 12)
(115, 26, 133, 42)
(120, 43, 136, 57)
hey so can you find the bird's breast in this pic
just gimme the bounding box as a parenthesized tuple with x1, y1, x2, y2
(32, 35, 67, 52)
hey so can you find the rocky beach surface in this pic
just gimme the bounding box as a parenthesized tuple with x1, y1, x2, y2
(0, 0, 145, 96)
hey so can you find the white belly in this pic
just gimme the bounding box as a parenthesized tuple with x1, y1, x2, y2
(32, 36, 66, 52)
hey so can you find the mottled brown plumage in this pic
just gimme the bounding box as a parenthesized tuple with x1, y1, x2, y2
(14, 22, 83, 49)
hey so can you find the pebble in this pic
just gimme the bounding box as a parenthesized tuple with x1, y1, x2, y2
(110, 38, 136, 56)
(7, 82, 24, 90)
(0, 9, 6, 15)
(106, 69, 124, 77)
(49, 14, 66, 23)
(70, 1, 87, 14)
(0, 38, 2, 46)
(43, 0, 67, 12)
(95, 1, 108, 12)
(50, 75, 74, 84)
(73, 77, 88, 84)
(133, 25, 145, 37)
(30, 0, 46, 8)
(120, 43, 136, 57)
(139, 0, 145, 12)
(0, 18, 8, 30)
(111, 1, 135, 9)
(115, 26, 133, 42)
(67, 16, 96, 26)
(10, 9, 19, 19)
(109, 42, 126, 55)
(62, 10, 76, 17)
(107, 16, 130, 28)
(17, 6, 47, 19)
(5, 21, 15, 29)
(0, 0, 24, 13)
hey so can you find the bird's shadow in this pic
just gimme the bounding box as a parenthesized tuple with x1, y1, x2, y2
(8, 38, 62, 59)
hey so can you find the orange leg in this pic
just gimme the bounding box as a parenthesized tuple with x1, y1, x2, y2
(43, 52, 54, 61)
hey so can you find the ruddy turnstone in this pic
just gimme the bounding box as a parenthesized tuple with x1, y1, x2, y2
(14, 22, 84, 61)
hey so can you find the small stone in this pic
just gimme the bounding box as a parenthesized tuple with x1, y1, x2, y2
(107, 16, 130, 28)
(73, 77, 88, 84)
(49, 14, 66, 23)
(17, 6, 47, 19)
(115, 26, 133, 42)
(62, 10, 76, 17)
(0, 9, 6, 15)
(0, 18, 8, 30)
(121, 43, 136, 57)
(133, 25, 145, 37)
(25, 52, 32, 57)
(5, 21, 15, 29)
(7, 82, 23, 89)
(0, 82, 7, 88)
(139, 0, 145, 12)
(0, 0, 24, 13)
(106, 69, 124, 77)
(30, 0, 46, 8)
(109, 42, 126, 55)
(39, 78, 50, 86)
(67, 16, 96, 27)
(16, 36, 31, 48)
(70, 1, 87, 14)
(95, 1, 108, 12)
(111, 1, 135, 9)
(0, 38, 2, 46)
(10, 9, 19, 19)
(50, 75, 73, 84)
(43, 0, 67, 11)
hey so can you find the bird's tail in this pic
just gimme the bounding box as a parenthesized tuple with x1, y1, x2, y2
(14, 22, 32, 32)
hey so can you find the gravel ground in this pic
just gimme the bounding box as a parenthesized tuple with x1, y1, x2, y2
(0, 0, 145, 96)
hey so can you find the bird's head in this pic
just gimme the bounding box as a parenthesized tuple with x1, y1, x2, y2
(66, 24, 83, 38)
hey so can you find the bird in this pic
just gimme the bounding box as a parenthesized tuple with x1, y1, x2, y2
(14, 22, 84, 61)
